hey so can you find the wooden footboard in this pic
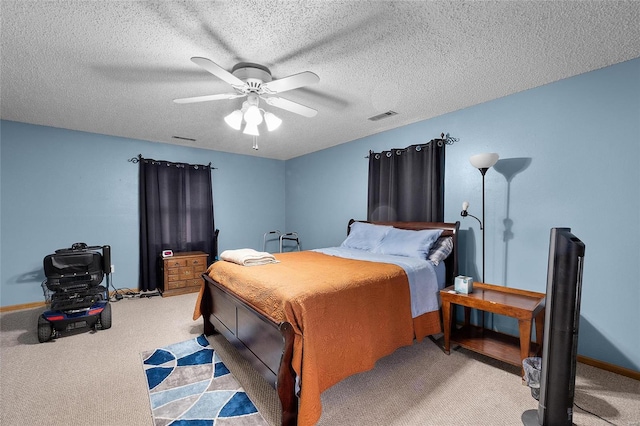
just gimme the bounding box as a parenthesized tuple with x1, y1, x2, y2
(201, 274, 298, 426)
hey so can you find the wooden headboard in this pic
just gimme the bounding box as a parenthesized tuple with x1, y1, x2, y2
(347, 219, 460, 285)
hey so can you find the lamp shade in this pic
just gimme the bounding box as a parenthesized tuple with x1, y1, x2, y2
(243, 122, 260, 136)
(264, 112, 282, 131)
(224, 110, 243, 130)
(244, 105, 263, 125)
(469, 153, 499, 169)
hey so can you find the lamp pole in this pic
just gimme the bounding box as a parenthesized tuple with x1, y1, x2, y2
(465, 152, 499, 284)
(479, 167, 488, 283)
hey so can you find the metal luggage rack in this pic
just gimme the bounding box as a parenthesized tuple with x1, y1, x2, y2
(263, 230, 301, 253)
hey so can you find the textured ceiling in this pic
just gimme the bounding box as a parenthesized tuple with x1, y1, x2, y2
(2, 1, 639, 160)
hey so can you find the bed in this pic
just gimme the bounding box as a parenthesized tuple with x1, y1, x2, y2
(194, 219, 459, 425)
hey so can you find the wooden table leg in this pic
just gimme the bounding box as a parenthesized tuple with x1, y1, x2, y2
(518, 318, 533, 376)
(464, 306, 471, 326)
(442, 300, 452, 355)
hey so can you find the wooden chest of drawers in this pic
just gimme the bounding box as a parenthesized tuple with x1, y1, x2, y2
(161, 251, 209, 297)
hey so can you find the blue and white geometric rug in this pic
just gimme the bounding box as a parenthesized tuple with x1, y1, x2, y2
(141, 334, 268, 426)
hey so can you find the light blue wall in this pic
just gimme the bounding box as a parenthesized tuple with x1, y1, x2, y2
(2, 58, 638, 372)
(0, 121, 285, 306)
(285, 58, 640, 371)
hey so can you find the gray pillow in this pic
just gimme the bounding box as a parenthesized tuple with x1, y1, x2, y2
(427, 236, 454, 265)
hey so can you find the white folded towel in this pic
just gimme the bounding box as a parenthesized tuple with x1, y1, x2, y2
(220, 248, 279, 266)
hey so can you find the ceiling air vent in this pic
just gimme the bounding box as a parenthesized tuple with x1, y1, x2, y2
(172, 135, 196, 142)
(368, 111, 398, 121)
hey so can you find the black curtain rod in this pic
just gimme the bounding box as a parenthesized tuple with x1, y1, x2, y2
(128, 154, 217, 170)
(365, 133, 459, 158)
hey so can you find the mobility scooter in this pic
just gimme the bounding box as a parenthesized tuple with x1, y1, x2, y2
(38, 243, 112, 342)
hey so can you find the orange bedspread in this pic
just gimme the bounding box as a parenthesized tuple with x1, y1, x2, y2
(198, 251, 416, 426)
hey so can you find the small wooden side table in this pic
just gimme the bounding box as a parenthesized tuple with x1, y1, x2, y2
(440, 282, 545, 375)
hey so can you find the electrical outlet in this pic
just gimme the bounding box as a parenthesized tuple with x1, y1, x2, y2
(110, 264, 115, 273)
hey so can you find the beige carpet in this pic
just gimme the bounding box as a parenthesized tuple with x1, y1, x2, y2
(1, 293, 638, 425)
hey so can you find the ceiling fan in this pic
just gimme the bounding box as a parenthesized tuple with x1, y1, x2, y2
(174, 57, 319, 140)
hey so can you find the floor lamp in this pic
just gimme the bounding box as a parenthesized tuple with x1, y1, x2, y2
(461, 152, 499, 283)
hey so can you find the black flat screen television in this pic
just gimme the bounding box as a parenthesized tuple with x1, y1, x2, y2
(523, 227, 585, 426)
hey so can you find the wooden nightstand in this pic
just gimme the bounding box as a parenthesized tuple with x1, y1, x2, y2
(160, 251, 208, 297)
(440, 282, 545, 375)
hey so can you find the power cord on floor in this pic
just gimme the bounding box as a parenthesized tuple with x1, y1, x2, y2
(139, 290, 160, 298)
(108, 275, 123, 301)
(110, 289, 141, 301)
(107, 274, 141, 301)
(574, 402, 617, 425)
(106, 273, 161, 301)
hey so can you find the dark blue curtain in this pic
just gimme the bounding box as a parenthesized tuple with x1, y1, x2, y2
(367, 139, 445, 222)
(139, 157, 215, 291)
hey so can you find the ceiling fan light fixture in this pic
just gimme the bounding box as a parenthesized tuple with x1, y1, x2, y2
(243, 122, 260, 136)
(224, 109, 243, 130)
(244, 105, 263, 125)
(175, 58, 320, 148)
(264, 111, 282, 131)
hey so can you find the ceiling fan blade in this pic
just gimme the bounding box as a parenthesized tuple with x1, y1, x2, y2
(264, 96, 318, 118)
(262, 72, 319, 94)
(191, 57, 246, 87)
(173, 93, 245, 104)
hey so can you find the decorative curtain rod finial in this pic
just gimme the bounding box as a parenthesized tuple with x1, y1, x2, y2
(443, 133, 459, 145)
